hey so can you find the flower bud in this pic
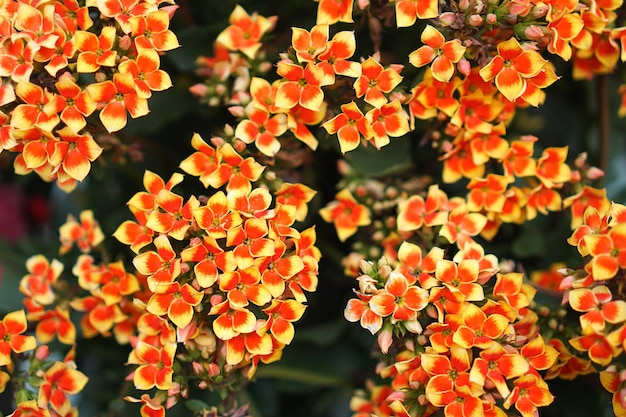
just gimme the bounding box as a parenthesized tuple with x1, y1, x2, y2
(486, 13, 497, 24)
(439, 12, 457, 26)
(457, 58, 471, 76)
(468, 14, 483, 26)
(357, 0, 370, 9)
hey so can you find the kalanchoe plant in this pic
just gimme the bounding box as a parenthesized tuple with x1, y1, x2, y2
(3, 0, 626, 416)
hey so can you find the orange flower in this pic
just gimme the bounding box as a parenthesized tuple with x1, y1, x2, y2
(256, 240, 305, 298)
(434, 259, 484, 301)
(113, 206, 154, 254)
(0, 38, 39, 82)
(479, 37, 548, 102)
(145, 190, 199, 240)
(500, 138, 537, 178)
(178, 133, 222, 188)
(74, 26, 118, 73)
(563, 186, 610, 229)
(287, 103, 327, 150)
(235, 105, 288, 157)
(11, 81, 63, 131)
(503, 375, 553, 417)
(29, 307, 76, 345)
(129, 9, 179, 52)
(96, 0, 155, 33)
(316, 0, 353, 24)
(0, 310, 37, 366)
(569, 285, 626, 332)
(19, 255, 63, 306)
(466, 174, 512, 213)
(319, 188, 371, 241)
(316, 30, 361, 83)
(394, 0, 439, 27)
(38, 361, 88, 416)
(54, 76, 96, 132)
(227, 217, 274, 270)
(397, 186, 449, 232)
(275, 62, 327, 111)
(439, 204, 487, 249)
(547, 12, 584, 60)
(118, 50, 173, 99)
(216, 5, 274, 58)
(181, 236, 235, 288)
(209, 301, 257, 341)
(582, 223, 626, 280)
(86, 72, 150, 133)
(59, 209, 105, 255)
(274, 182, 317, 222)
(208, 143, 265, 194)
(440, 141, 485, 184)
(133, 235, 181, 291)
(409, 25, 466, 82)
(469, 344, 529, 398)
(535, 146, 571, 188)
(261, 299, 306, 345)
(146, 282, 203, 328)
(128, 341, 176, 390)
(365, 100, 410, 149)
(353, 57, 403, 108)
(193, 191, 242, 239)
(369, 271, 429, 323)
(452, 304, 510, 349)
(7, 400, 49, 417)
(291, 24, 329, 63)
(322, 101, 374, 153)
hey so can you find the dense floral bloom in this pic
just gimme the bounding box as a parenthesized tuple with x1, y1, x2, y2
(58, 210, 105, 255)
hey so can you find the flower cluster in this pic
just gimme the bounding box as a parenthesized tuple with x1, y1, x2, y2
(0, 0, 178, 191)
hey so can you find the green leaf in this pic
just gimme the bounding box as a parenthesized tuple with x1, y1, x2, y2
(346, 138, 412, 178)
(185, 399, 212, 413)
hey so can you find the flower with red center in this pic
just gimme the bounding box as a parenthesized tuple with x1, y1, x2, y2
(479, 37, 548, 102)
(452, 303, 510, 349)
(520, 335, 560, 371)
(146, 282, 203, 328)
(345, 292, 385, 334)
(256, 240, 305, 298)
(58, 209, 105, 255)
(220, 266, 272, 309)
(215, 5, 275, 58)
(193, 191, 242, 239)
(287, 103, 327, 150)
(125, 394, 166, 417)
(52, 0, 93, 33)
(38, 361, 88, 416)
(96, 0, 155, 33)
(365, 100, 410, 149)
(275, 62, 327, 111)
(19, 254, 63, 306)
(54, 76, 96, 132)
(6, 400, 49, 417)
(178, 133, 222, 188)
(129, 9, 180, 52)
(396, 241, 444, 288)
(0, 38, 39, 83)
(409, 25, 466, 82)
(235, 105, 288, 157)
(74, 26, 118, 73)
(226, 217, 274, 270)
(353, 57, 403, 108)
(525, 184, 562, 220)
(128, 341, 176, 390)
(466, 174, 512, 213)
(567, 206, 611, 256)
(439, 204, 488, 249)
(118, 49, 172, 99)
(261, 299, 306, 345)
(563, 186, 610, 229)
(208, 143, 265, 194)
(450, 90, 504, 134)
(86, 72, 150, 133)
(569, 285, 626, 332)
(499, 138, 537, 178)
(493, 272, 536, 310)
(316, 0, 353, 24)
(322, 101, 374, 153)
(0, 310, 37, 366)
(113, 206, 154, 254)
(93, 260, 141, 306)
(434, 259, 484, 301)
(319, 188, 371, 242)
(14, 3, 58, 49)
(316, 30, 361, 83)
(369, 271, 429, 324)
(28, 306, 76, 345)
(210, 301, 257, 341)
(11, 81, 64, 131)
(132, 234, 181, 291)
(469, 343, 529, 398)
(440, 141, 485, 184)
(394, 0, 439, 27)
(145, 190, 199, 240)
(583, 223, 626, 280)
(274, 182, 317, 222)
(291, 24, 329, 63)
(397, 185, 449, 232)
(503, 375, 554, 417)
(181, 235, 235, 288)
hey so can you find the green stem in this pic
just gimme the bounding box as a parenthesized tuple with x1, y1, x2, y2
(597, 74, 610, 181)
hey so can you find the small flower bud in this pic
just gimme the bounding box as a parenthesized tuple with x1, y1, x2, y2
(459, 0, 470, 10)
(189, 83, 209, 98)
(586, 167, 605, 180)
(439, 12, 457, 26)
(468, 14, 483, 26)
(35, 345, 50, 360)
(486, 13, 497, 24)
(357, 0, 370, 9)
(457, 58, 471, 76)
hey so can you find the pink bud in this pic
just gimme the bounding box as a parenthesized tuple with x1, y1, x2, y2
(118, 35, 132, 51)
(191, 361, 204, 375)
(532, 5, 549, 18)
(207, 363, 221, 377)
(587, 167, 605, 180)
(229, 106, 245, 118)
(210, 294, 224, 305)
(188, 84, 209, 98)
(387, 391, 406, 401)
(161, 5, 179, 20)
(377, 327, 393, 354)
(524, 25, 546, 41)
(357, 0, 370, 9)
(35, 345, 49, 360)
(234, 139, 247, 152)
(486, 13, 497, 24)
(95, 72, 107, 82)
(210, 137, 225, 147)
(459, 0, 470, 10)
(439, 12, 456, 26)
(457, 58, 471, 76)
(569, 170, 581, 183)
(468, 14, 483, 26)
